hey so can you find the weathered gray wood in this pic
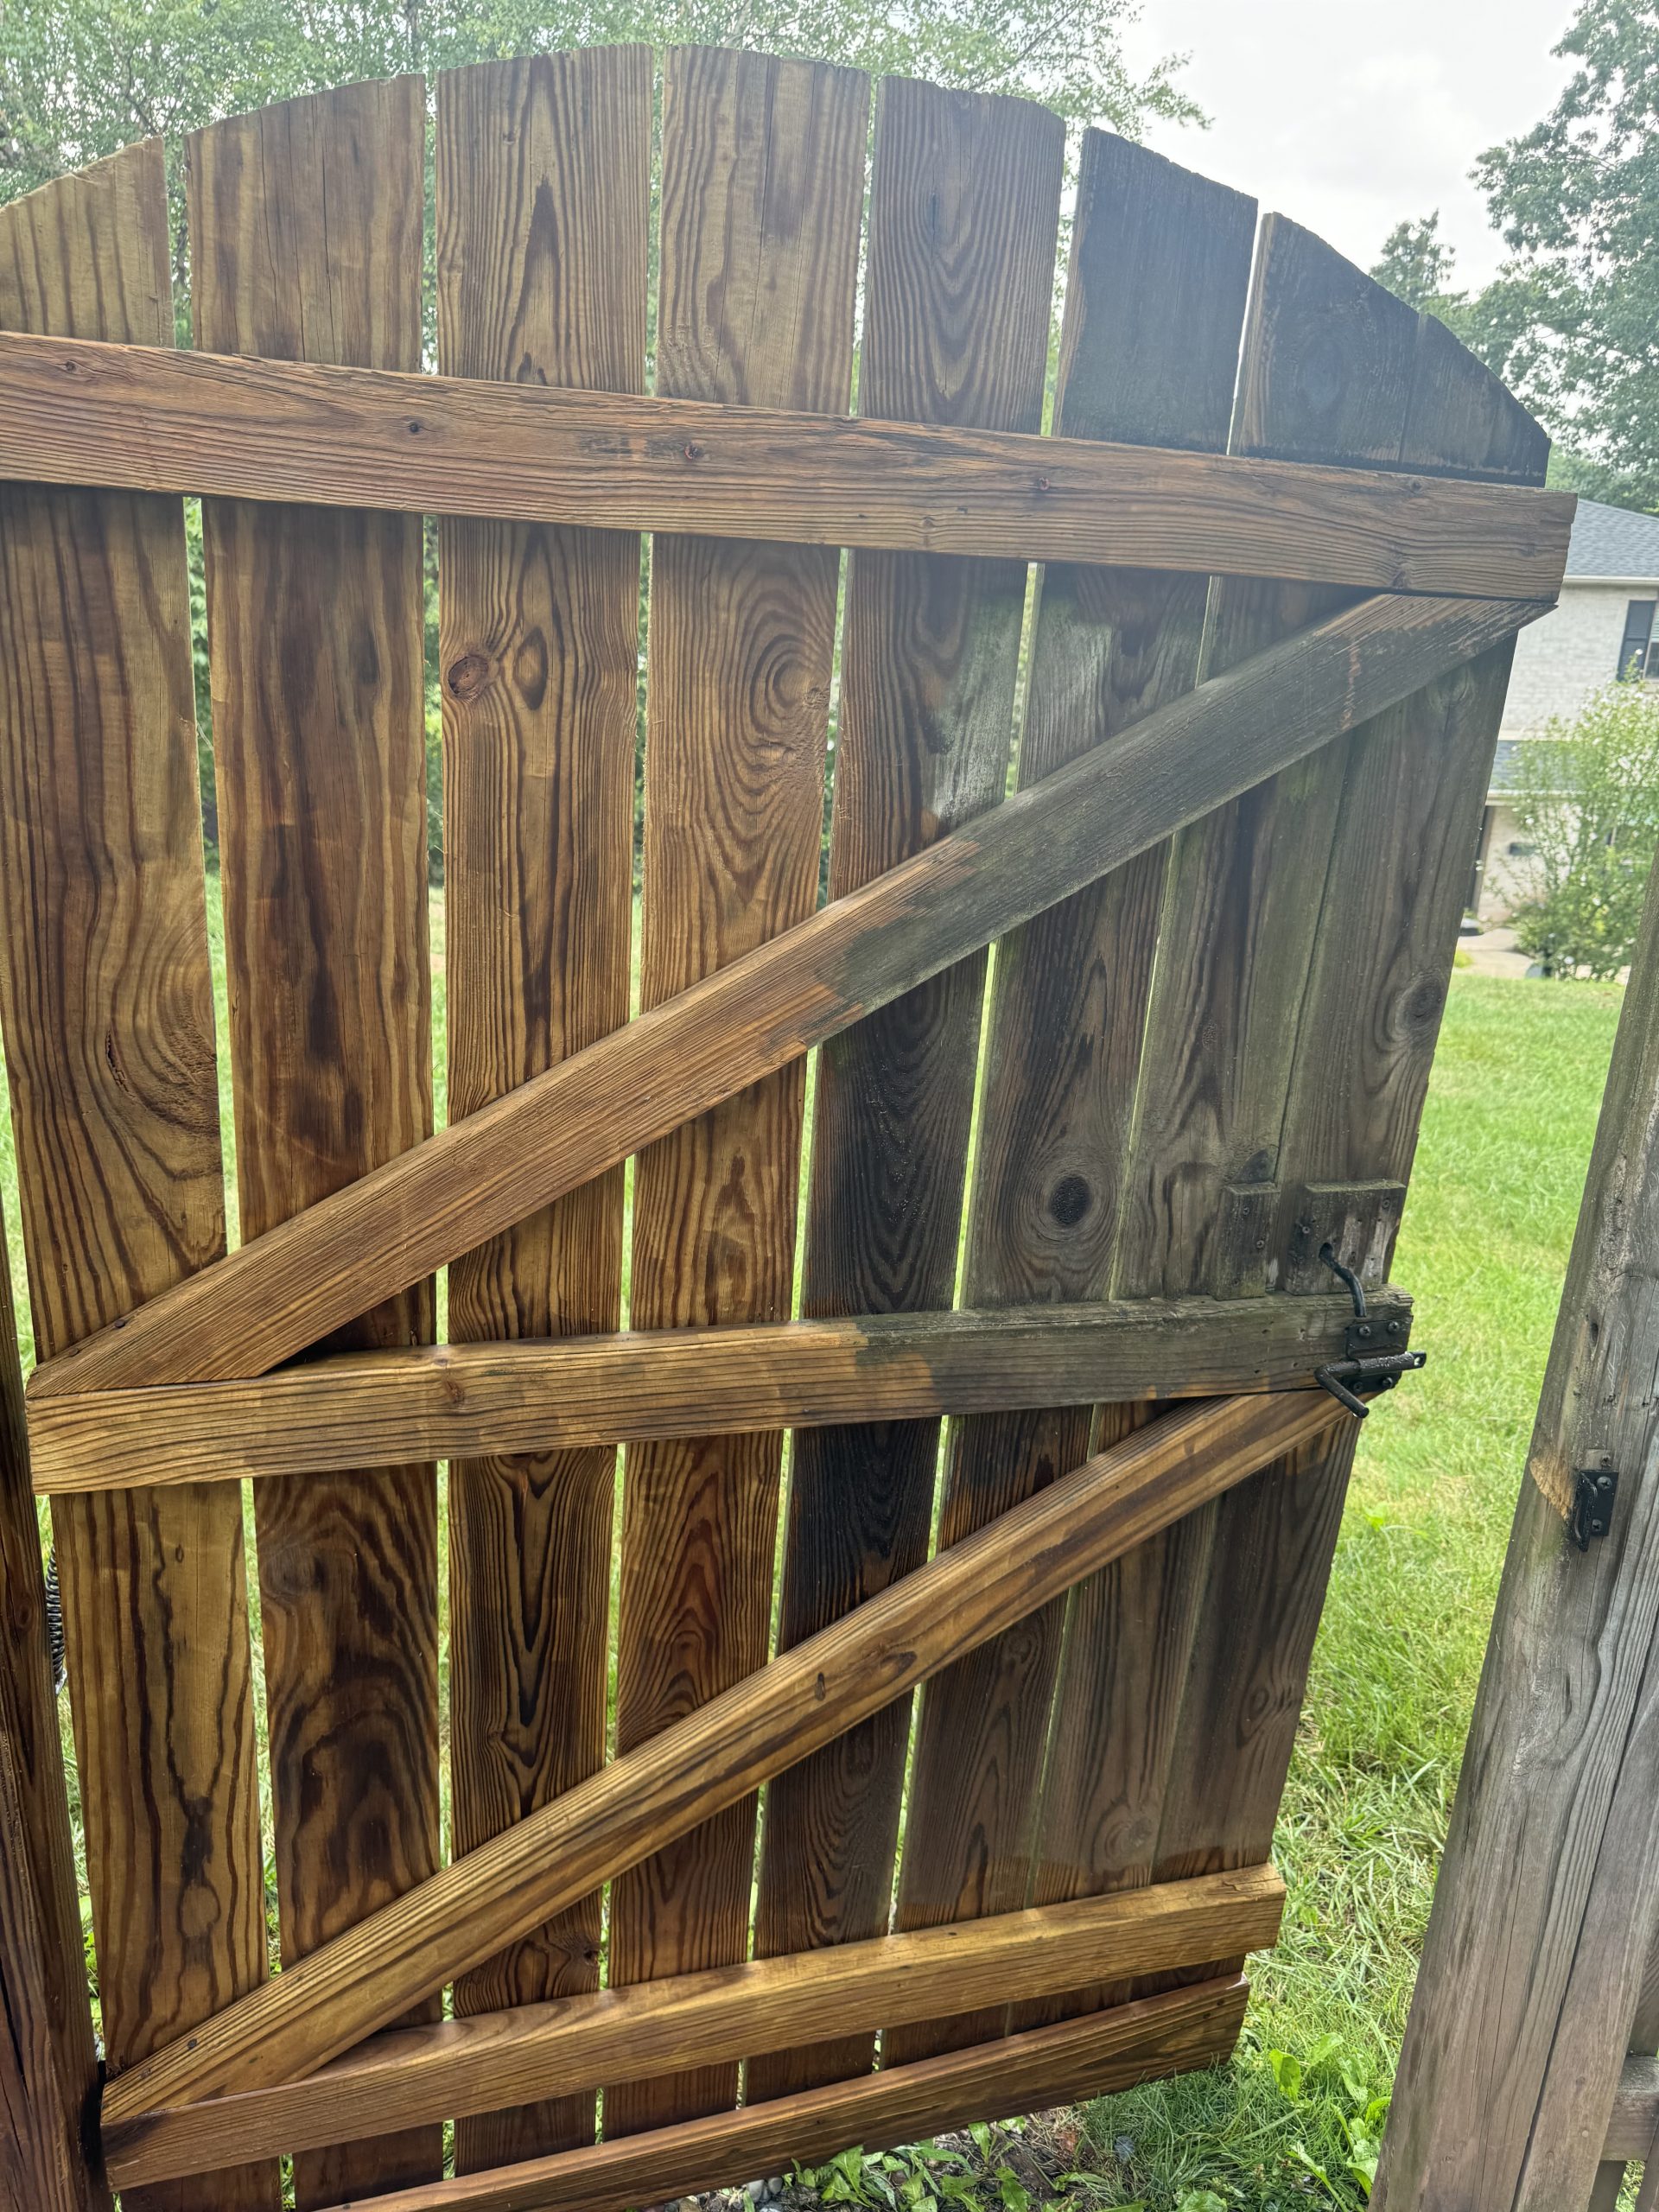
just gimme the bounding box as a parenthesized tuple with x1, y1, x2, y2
(1591, 1928, 1659, 2204)
(1375, 854, 1659, 2210)
(35, 584, 1546, 1407)
(1601, 2054, 1659, 2161)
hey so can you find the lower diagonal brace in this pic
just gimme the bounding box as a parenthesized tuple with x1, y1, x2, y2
(101, 1387, 1347, 2124)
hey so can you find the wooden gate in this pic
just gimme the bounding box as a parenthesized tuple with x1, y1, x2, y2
(0, 46, 1569, 2212)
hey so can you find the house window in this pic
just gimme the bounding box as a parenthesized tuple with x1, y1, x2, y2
(1618, 599, 1656, 679)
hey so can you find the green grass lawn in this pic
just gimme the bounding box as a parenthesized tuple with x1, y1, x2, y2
(2, 958, 1623, 2209)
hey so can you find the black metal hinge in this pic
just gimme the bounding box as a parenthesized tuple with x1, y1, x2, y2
(1572, 1464, 1618, 1551)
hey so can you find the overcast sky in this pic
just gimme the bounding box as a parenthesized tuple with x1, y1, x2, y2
(1119, 0, 1579, 289)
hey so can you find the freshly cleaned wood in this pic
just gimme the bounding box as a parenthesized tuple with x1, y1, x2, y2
(101, 1389, 1344, 2120)
(289, 1979, 1249, 2212)
(0, 1178, 96, 2169)
(436, 47, 651, 2171)
(0, 1634, 92, 2212)
(890, 128, 1256, 2066)
(753, 73, 1063, 2101)
(189, 79, 440, 2205)
(608, 46, 868, 2138)
(35, 584, 1542, 1407)
(103, 1868, 1283, 2187)
(0, 139, 274, 2212)
(0, 327, 1575, 598)
(1375, 851, 1659, 2211)
(29, 1290, 1408, 1494)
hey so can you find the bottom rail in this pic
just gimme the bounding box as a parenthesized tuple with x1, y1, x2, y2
(103, 1866, 1281, 2189)
(303, 1977, 1249, 2212)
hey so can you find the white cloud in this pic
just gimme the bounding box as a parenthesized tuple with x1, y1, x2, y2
(1122, 0, 1578, 289)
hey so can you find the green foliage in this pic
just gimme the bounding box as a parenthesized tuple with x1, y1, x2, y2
(1376, 0, 1659, 508)
(1368, 213, 1457, 312)
(0, 0, 1198, 207)
(1508, 679, 1659, 977)
(1467, 0, 1659, 510)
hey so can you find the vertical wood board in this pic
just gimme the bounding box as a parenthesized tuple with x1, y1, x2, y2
(607, 43, 868, 2138)
(436, 46, 652, 2173)
(887, 128, 1254, 2068)
(753, 73, 1063, 2101)
(0, 139, 274, 2212)
(188, 76, 439, 2208)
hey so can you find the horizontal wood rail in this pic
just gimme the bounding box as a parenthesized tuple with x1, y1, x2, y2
(102, 1865, 1281, 2187)
(1604, 2055, 1659, 2162)
(35, 587, 1542, 1403)
(289, 1978, 1249, 2212)
(99, 1389, 1344, 2120)
(0, 331, 1573, 598)
(29, 1289, 1410, 1494)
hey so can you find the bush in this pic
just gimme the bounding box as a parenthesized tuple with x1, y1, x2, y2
(1509, 678, 1659, 978)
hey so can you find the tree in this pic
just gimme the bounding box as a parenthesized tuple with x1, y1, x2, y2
(1370, 211, 1459, 312)
(0, 0, 1199, 207)
(1377, 0, 1659, 510)
(1509, 679, 1659, 979)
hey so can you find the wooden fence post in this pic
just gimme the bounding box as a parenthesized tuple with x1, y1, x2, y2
(1375, 852, 1659, 2211)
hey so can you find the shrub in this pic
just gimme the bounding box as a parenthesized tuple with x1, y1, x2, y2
(1509, 677, 1659, 978)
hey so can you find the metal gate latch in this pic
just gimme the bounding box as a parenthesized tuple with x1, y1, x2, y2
(1313, 1242, 1427, 1421)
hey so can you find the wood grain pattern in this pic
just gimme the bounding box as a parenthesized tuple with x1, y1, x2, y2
(0, 1151, 97, 2175)
(1588, 1918, 1659, 2201)
(1602, 2053, 1659, 2163)
(753, 73, 1062, 2101)
(29, 1290, 1412, 1494)
(609, 45, 868, 2135)
(105, 1868, 1284, 2188)
(1375, 838, 1659, 2212)
(888, 132, 1255, 2066)
(1127, 226, 1545, 2001)
(102, 1390, 1344, 2121)
(0, 139, 275, 2212)
(1109, 225, 1426, 2012)
(0, 327, 1577, 597)
(0, 1607, 93, 2212)
(293, 1980, 1250, 2212)
(436, 47, 652, 2173)
(35, 582, 1544, 1407)
(188, 79, 439, 2208)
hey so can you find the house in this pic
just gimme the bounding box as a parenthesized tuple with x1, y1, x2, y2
(1474, 499, 1659, 920)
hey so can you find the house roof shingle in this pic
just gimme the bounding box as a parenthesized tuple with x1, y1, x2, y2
(1566, 499, 1659, 581)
